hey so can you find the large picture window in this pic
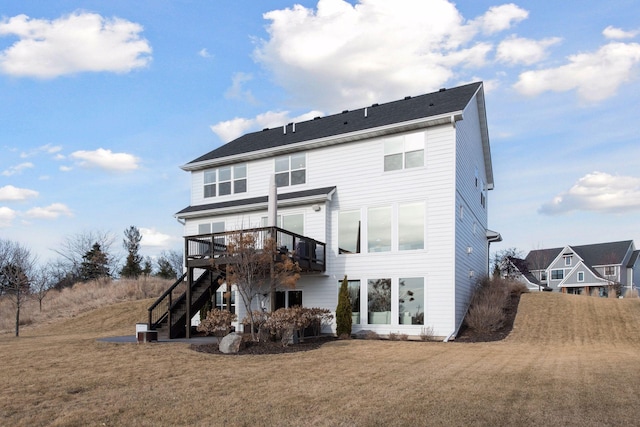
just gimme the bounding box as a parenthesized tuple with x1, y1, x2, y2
(338, 210, 361, 254)
(551, 269, 564, 280)
(368, 279, 391, 324)
(275, 153, 306, 187)
(399, 277, 424, 325)
(367, 206, 391, 252)
(383, 132, 424, 172)
(399, 202, 425, 250)
(203, 164, 247, 198)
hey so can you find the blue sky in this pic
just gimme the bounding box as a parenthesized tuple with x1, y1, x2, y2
(1, 0, 639, 264)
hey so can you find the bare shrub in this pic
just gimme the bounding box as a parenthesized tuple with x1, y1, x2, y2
(506, 279, 529, 296)
(465, 277, 509, 334)
(263, 307, 333, 346)
(197, 309, 237, 345)
(388, 332, 399, 341)
(364, 330, 379, 340)
(420, 325, 436, 341)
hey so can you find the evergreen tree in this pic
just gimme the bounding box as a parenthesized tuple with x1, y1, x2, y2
(155, 256, 177, 279)
(120, 226, 143, 278)
(336, 275, 352, 337)
(80, 243, 111, 281)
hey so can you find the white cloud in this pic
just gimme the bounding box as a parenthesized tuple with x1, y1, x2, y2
(25, 203, 73, 219)
(59, 165, 73, 172)
(471, 3, 529, 35)
(0, 185, 39, 201)
(0, 12, 152, 78)
(225, 72, 256, 104)
(20, 143, 62, 158)
(70, 148, 140, 172)
(1, 162, 34, 176)
(140, 227, 177, 247)
(603, 26, 639, 40)
(539, 172, 640, 215)
(496, 35, 561, 65)
(0, 207, 18, 227)
(253, 0, 526, 111)
(514, 42, 640, 101)
(198, 48, 212, 58)
(211, 109, 323, 142)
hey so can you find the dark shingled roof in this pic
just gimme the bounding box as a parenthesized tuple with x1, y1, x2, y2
(187, 82, 483, 165)
(628, 250, 640, 268)
(176, 186, 336, 216)
(525, 240, 634, 270)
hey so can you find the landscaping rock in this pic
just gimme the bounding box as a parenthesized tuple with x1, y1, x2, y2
(219, 332, 245, 354)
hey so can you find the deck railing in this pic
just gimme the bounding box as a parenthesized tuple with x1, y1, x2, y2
(185, 226, 326, 272)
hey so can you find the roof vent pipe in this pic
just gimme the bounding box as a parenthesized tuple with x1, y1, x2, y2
(292, 122, 296, 133)
(283, 125, 286, 135)
(364, 107, 368, 118)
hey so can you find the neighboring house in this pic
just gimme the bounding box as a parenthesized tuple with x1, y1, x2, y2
(157, 82, 498, 340)
(506, 241, 640, 296)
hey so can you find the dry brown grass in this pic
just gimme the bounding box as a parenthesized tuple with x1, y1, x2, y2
(2, 291, 640, 425)
(0, 277, 171, 334)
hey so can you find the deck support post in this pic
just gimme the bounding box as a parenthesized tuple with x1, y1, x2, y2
(186, 267, 193, 338)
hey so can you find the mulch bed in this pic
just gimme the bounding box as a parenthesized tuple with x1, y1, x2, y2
(191, 294, 522, 353)
(454, 293, 521, 342)
(191, 335, 337, 355)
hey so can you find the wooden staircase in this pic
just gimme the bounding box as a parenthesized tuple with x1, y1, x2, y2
(148, 269, 224, 339)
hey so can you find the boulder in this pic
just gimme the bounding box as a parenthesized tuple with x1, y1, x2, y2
(219, 332, 245, 354)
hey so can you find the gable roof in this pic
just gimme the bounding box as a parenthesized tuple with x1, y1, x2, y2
(184, 82, 490, 183)
(572, 240, 633, 266)
(524, 248, 562, 270)
(628, 250, 640, 268)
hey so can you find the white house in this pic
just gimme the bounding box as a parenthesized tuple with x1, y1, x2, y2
(151, 82, 498, 340)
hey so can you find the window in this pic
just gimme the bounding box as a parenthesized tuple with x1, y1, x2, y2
(367, 206, 392, 252)
(368, 279, 391, 324)
(215, 286, 236, 314)
(577, 271, 584, 282)
(564, 256, 572, 266)
(383, 133, 424, 172)
(604, 266, 616, 276)
(275, 153, 306, 187)
(399, 203, 424, 250)
(275, 290, 302, 309)
(198, 221, 224, 235)
(399, 277, 424, 325)
(262, 213, 304, 251)
(338, 211, 361, 254)
(551, 269, 564, 280)
(541, 271, 548, 281)
(341, 280, 361, 324)
(203, 164, 247, 198)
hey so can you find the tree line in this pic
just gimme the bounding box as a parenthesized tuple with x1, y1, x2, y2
(0, 226, 183, 337)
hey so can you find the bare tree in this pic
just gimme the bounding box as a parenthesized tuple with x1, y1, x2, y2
(225, 231, 300, 341)
(0, 239, 36, 337)
(31, 263, 55, 312)
(51, 230, 116, 285)
(492, 248, 524, 278)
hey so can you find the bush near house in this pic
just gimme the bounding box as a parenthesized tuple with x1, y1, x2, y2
(465, 277, 528, 334)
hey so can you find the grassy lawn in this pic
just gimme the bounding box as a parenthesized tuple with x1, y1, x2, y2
(2, 292, 640, 426)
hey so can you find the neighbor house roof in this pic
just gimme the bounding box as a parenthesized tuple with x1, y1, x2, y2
(628, 250, 640, 268)
(183, 82, 491, 184)
(525, 240, 634, 270)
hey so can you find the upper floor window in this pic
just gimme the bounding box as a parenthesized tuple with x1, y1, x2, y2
(577, 271, 584, 282)
(564, 256, 572, 266)
(399, 202, 424, 250)
(204, 164, 247, 198)
(604, 266, 616, 276)
(275, 153, 306, 187)
(540, 271, 547, 281)
(384, 133, 424, 172)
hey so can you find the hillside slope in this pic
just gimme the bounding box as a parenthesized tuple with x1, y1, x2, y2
(507, 292, 640, 345)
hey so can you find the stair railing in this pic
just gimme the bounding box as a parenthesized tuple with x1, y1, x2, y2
(148, 272, 187, 330)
